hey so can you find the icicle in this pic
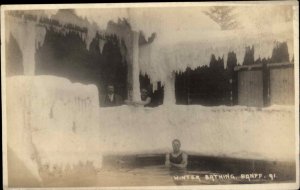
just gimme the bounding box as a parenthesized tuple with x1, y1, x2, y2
(35, 25, 46, 50)
(85, 27, 96, 50)
(132, 31, 141, 102)
(99, 39, 105, 54)
(163, 72, 176, 105)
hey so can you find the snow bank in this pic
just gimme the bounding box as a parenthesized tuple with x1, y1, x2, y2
(6, 76, 102, 181)
(98, 105, 295, 162)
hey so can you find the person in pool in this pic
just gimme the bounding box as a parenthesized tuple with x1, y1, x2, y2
(165, 139, 188, 170)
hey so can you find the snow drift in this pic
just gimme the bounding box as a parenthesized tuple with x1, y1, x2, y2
(98, 105, 295, 162)
(6, 76, 102, 184)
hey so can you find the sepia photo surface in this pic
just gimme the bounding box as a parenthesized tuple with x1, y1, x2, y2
(1, 2, 299, 189)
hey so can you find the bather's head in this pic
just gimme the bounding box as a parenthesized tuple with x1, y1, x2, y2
(107, 85, 115, 95)
(141, 88, 148, 100)
(172, 139, 181, 153)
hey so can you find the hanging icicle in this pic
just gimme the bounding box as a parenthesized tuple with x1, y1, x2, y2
(99, 38, 105, 54)
(132, 31, 141, 102)
(35, 25, 47, 50)
(139, 29, 294, 87)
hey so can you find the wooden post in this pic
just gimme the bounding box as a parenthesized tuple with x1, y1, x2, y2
(126, 31, 141, 102)
(132, 31, 141, 102)
(163, 72, 176, 105)
(262, 63, 270, 107)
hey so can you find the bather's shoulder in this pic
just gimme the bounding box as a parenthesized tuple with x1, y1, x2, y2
(181, 152, 188, 158)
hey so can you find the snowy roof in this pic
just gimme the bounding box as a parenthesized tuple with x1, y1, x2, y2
(139, 23, 294, 83)
(234, 62, 294, 71)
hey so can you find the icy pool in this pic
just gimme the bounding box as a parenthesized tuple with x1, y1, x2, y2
(36, 153, 296, 187)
